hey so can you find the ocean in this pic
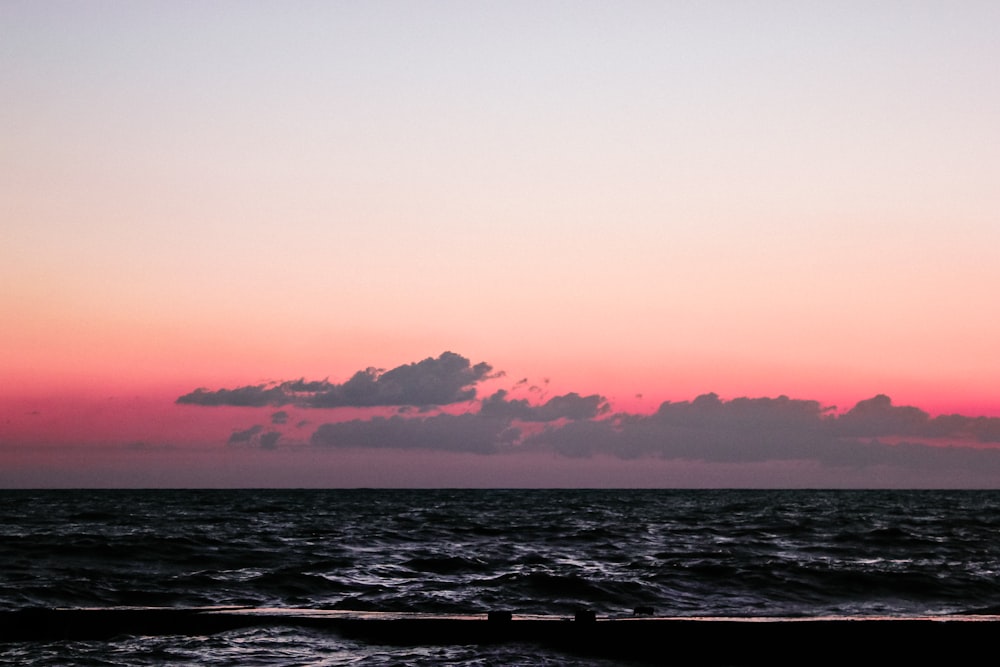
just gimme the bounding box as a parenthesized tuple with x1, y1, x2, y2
(3, 489, 1000, 665)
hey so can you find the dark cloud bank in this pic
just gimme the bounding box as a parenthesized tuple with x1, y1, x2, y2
(179, 352, 1000, 477)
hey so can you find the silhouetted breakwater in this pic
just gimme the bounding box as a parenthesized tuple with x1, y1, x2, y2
(5, 608, 1000, 664)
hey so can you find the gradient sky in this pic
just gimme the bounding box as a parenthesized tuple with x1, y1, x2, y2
(2, 2, 999, 487)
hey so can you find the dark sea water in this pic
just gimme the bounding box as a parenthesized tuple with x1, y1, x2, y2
(3, 489, 1000, 665)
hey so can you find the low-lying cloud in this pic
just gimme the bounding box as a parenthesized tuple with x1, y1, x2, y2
(479, 390, 609, 422)
(179, 352, 1000, 479)
(227, 425, 281, 449)
(312, 414, 515, 454)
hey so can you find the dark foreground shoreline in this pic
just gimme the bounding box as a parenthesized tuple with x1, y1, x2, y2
(4, 608, 999, 664)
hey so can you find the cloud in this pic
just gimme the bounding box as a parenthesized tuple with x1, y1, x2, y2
(479, 390, 609, 422)
(177, 352, 494, 408)
(525, 394, 833, 462)
(832, 394, 930, 436)
(304, 389, 1000, 481)
(311, 413, 512, 454)
(814, 437, 1000, 474)
(971, 418, 1000, 443)
(305, 391, 830, 459)
(227, 425, 281, 449)
(829, 395, 1000, 443)
(259, 431, 281, 450)
(227, 425, 264, 445)
(179, 350, 1000, 480)
(178, 386, 287, 407)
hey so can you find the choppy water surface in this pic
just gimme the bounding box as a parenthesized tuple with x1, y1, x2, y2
(3, 489, 1000, 664)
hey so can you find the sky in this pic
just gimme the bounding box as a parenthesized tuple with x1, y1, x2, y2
(2, 1, 999, 487)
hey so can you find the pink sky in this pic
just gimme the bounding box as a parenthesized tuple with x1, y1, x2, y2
(2, 3, 999, 487)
